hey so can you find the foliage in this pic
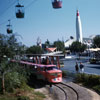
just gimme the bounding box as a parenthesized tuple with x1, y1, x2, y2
(62, 70, 76, 79)
(62, 70, 67, 77)
(0, 34, 19, 61)
(93, 85, 100, 94)
(42, 39, 51, 52)
(53, 40, 65, 51)
(43, 39, 65, 53)
(0, 60, 13, 94)
(26, 45, 43, 54)
(0, 97, 17, 100)
(75, 73, 89, 83)
(44, 39, 50, 48)
(15, 44, 27, 55)
(0, 61, 29, 93)
(0, 33, 44, 98)
(75, 74, 100, 86)
(5, 72, 27, 92)
(0, 86, 46, 100)
(0, 33, 31, 93)
(75, 73, 100, 94)
(0, 78, 2, 92)
(20, 82, 33, 91)
(17, 96, 30, 100)
(0, 60, 10, 75)
(0, 58, 29, 94)
(69, 41, 87, 53)
(34, 91, 46, 98)
(0, 34, 26, 61)
(93, 36, 100, 48)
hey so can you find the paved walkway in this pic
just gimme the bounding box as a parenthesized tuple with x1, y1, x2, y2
(64, 82, 100, 100)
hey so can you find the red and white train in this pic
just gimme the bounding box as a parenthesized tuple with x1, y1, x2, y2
(12, 59, 62, 83)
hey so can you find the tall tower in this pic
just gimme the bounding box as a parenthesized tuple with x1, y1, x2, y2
(76, 10, 83, 43)
(37, 37, 42, 48)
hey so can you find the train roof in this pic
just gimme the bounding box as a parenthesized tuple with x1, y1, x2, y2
(37, 64, 56, 67)
(24, 54, 64, 57)
(20, 61, 56, 67)
(12, 60, 56, 68)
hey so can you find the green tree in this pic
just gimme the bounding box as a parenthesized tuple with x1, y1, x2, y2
(45, 39, 50, 48)
(26, 45, 43, 54)
(0, 61, 28, 93)
(5, 65, 27, 92)
(69, 41, 87, 54)
(93, 36, 100, 48)
(15, 44, 27, 56)
(53, 40, 65, 51)
(0, 34, 20, 61)
(0, 34, 24, 94)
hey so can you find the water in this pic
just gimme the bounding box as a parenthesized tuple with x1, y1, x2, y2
(61, 58, 100, 75)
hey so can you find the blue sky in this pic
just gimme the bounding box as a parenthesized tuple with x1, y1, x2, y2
(0, 0, 100, 46)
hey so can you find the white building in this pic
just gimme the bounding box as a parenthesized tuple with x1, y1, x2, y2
(64, 38, 75, 48)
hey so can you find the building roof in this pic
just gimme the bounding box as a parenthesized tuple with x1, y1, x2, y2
(46, 47, 56, 52)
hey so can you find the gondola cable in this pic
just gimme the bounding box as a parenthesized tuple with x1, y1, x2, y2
(0, 0, 16, 18)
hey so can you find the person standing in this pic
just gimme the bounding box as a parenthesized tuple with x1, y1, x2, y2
(79, 62, 84, 73)
(75, 62, 79, 73)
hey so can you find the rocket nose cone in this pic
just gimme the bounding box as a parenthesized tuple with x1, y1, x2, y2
(77, 10, 79, 16)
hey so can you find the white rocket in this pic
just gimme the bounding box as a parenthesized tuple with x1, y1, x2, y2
(76, 10, 83, 43)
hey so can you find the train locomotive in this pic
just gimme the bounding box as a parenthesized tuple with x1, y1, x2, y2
(12, 60, 62, 83)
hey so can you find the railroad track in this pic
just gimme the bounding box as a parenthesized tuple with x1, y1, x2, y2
(54, 82, 79, 100)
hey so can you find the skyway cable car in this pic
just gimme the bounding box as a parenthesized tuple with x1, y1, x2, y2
(6, 20, 13, 34)
(15, 1, 24, 18)
(52, 0, 62, 9)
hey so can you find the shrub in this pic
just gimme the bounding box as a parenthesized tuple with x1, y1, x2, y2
(75, 73, 84, 82)
(0, 78, 2, 93)
(86, 75, 100, 87)
(5, 72, 27, 92)
(34, 91, 46, 98)
(20, 82, 33, 91)
(62, 70, 67, 77)
(17, 96, 30, 100)
(93, 85, 100, 94)
(75, 73, 100, 86)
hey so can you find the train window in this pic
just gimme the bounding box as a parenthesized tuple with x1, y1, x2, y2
(53, 67, 58, 70)
(46, 67, 52, 70)
(46, 67, 58, 71)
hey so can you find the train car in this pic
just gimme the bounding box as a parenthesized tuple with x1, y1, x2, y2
(11, 60, 62, 83)
(36, 64, 62, 83)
